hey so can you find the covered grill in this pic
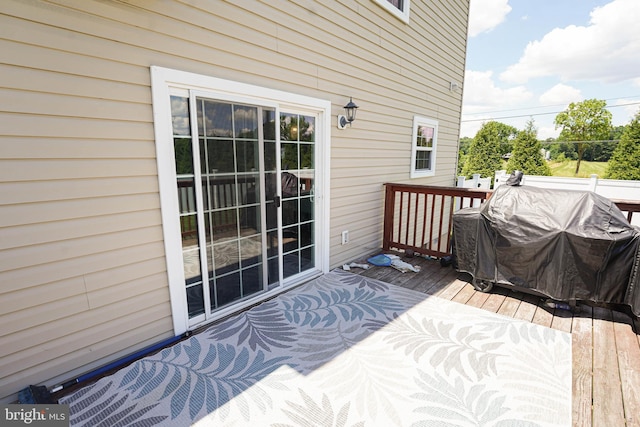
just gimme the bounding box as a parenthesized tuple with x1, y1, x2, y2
(453, 184, 640, 316)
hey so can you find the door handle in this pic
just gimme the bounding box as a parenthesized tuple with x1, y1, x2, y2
(274, 195, 281, 208)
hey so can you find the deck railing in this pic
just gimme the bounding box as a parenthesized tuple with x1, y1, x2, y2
(383, 183, 640, 258)
(383, 183, 492, 258)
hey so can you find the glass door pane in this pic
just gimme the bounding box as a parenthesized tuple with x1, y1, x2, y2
(263, 109, 280, 288)
(197, 99, 267, 310)
(280, 112, 316, 279)
(171, 95, 206, 318)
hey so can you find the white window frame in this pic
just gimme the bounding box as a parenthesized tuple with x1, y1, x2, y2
(410, 116, 438, 178)
(373, 0, 410, 23)
(150, 66, 332, 334)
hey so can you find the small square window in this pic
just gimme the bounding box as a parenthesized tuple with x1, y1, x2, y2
(373, 0, 410, 23)
(411, 116, 437, 178)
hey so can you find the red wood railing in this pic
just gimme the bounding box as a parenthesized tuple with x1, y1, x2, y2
(611, 200, 640, 223)
(383, 183, 640, 259)
(383, 184, 492, 258)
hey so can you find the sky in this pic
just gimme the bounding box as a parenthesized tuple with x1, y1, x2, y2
(461, 0, 640, 140)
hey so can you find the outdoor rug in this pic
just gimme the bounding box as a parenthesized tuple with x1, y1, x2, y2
(60, 269, 572, 426)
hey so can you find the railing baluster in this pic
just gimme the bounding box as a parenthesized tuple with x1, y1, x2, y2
(404, 192, 411, 245)
(412, 193, 420, 248)
(438, 195, 446, 253)
(383, 183, 495, 258)
(428, 194, 436, 252)
(420, 193, 428, 251)
(382, 185, 396, 251)
(398, 191, 405, 247)
(446, 196, 455, 253)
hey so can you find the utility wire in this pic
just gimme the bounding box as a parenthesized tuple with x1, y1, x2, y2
(539, 139, 620, 144)
(462, 101, 640, 123)
(464, 95, 640, 116)
(538, 138, 640, 145)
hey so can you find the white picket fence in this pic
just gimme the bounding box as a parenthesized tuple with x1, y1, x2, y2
(455, 174, 492, 210)
(493, 170, 640, 201)
(457, 170, 640, 225)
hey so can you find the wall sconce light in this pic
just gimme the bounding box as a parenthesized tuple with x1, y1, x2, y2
(337, 97, 359, 129)
(449, 82, 460, 92)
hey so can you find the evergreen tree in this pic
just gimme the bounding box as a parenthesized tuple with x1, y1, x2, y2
(462, 121, 516, 179)
(605, 111, 640, 180)
(506, 120, 551, 176)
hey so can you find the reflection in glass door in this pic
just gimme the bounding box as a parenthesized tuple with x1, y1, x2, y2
(170, 94, 317, 324)
(197, 99, 270, 314)
(171, 95, 275, 322)
(280, 113, 316, 280)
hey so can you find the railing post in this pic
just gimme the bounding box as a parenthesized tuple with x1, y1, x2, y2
(589, 174, 598, 192)
(382, 184, 396, 251)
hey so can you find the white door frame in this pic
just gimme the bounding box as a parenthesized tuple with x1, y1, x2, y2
(150, 66, 331, 335)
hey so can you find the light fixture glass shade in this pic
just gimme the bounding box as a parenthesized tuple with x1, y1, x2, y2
(343, 97, 358, 123)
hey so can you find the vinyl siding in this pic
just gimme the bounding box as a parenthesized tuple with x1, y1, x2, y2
(0, 0, 469, 402)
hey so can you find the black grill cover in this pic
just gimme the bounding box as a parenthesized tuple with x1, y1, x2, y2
(453, 185, 640, 316)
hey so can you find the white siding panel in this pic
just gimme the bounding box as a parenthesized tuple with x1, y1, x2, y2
(0, 277, 87, 319)
(1, 88, 151, 122)
(0, 137, 156, 160)
(0, 64, 151, 104)
(0, 194, 160, 228)
(0, 159, 158, 182)
(0, 39, 150, 86)
(0, 113, 153, 140)
(0, 226, 162, 271)
(0, 176, 159, 205)
(1, 210, 161, 251)
(0, 241, 165, 294)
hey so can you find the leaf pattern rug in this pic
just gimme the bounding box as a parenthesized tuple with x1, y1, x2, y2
(60, 270, 571, 426)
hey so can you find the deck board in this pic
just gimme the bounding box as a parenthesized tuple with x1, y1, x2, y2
(612, 311, 640, 426)
(572, 305, 593, 427)
(349, 252, 640, 427)
(592, 307, 626, 427)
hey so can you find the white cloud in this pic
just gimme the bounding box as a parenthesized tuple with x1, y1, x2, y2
(538, 84, 582, 106)
(610, 99, 640, 126)
(460, 70, 533, 137)
(537, 124, 558, 140)
(500, 0, 640, 84)
(468, 0, 512, 37)
(462, 70, 533, 112)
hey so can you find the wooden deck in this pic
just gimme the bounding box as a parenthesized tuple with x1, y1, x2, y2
(349, 252, 640, 427)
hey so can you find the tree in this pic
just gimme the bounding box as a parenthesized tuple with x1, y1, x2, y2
(506, 120, 551, 176)
(548, 140, 577, 161)
(456, 136, 473, 175)
(462, 121, 517, 179)
(605, 111, 640, 179)
(554, 99, 612, 175)
(582, 140, 616, 162)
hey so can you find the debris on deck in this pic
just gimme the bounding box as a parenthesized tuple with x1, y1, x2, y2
(366, 253, 421, 273)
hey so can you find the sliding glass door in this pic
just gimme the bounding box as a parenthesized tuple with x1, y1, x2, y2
(169, 93, 317, 326)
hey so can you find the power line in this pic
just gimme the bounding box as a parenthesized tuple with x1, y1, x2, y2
(538, 138, 640, 145)
(539, 139, 620, 145)
(463, 95, 640, 116)
(461, 101, 640, 123)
